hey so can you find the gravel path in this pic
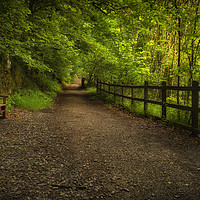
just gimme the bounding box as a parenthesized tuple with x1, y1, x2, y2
(0, 86, 200, 200)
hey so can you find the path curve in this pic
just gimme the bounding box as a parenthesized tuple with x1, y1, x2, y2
(0, 86, 200, 199)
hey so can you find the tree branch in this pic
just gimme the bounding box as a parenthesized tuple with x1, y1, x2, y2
(28, 0, 56, 14)
(92, 2, 108, 15)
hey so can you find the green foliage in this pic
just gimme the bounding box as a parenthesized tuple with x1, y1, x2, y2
(36, 73, 61, 92)
(147, 104, 162, 118)
(0, 0, 199, 110)
(86, 87, 97, 93)
(167, 108, 191, 126)
(9, 89, 54, 110)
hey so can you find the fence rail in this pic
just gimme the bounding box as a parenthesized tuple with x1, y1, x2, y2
(97, 80, 200, 136)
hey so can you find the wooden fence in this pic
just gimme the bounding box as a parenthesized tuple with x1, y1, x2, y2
(97, 80, 200, 136)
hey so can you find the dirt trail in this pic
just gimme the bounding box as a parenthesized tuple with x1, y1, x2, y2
(0, 86, 200, 199)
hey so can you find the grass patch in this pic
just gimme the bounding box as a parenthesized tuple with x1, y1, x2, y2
(97, 91, 200, 128)
(86, 87, 97, 93)
(147, 103, 162, 118)
(8, 89, 56, 110)
(167, 107, 191, 126)
(130, 101, 144, 115)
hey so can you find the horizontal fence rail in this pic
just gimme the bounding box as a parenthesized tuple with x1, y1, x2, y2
(96, 80, 200, 136)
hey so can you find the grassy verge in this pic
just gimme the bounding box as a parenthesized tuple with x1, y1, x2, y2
(6, 87, 60, 112)
(96, 91, 198, 129)
(86, 87, 97, 93)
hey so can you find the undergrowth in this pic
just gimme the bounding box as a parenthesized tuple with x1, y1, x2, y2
(86, 87, 97, 93)
(97, 91, 197, 128)
(8, 89, 57, 110)
(5, 73, 62, 111)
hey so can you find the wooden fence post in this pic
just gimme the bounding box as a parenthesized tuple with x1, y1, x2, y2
(122, 83, 125, 104)
(99, 80, 102, 94)
(131, 84, 134, 106)
(177, 81, 180, 120)
(162, 81, 167, 119)
(144, 81, 148, 116)
(81, 78, 85, 88)
(108, 82, 111, 94)
(96, 79, 99, 94)
(192, 81, 199, 136)
(95, 80, 199, 135)
(114, 83, 116, 103)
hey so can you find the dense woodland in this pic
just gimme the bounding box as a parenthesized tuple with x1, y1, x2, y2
(0, 0, 199, 110)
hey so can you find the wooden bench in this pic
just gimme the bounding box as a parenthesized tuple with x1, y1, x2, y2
(0, 95, 8, 119)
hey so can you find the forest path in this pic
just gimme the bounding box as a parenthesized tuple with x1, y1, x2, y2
(0, 85, 200, 199)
